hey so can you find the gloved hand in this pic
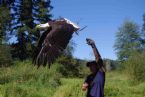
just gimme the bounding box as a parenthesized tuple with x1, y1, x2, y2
(86, 38, 95, 46)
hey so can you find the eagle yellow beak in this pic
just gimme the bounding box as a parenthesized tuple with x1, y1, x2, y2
(36, 24, 41, 29)
(35, 23, 50, 29)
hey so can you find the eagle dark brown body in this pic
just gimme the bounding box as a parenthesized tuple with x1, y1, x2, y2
(33, 18, 80, 68)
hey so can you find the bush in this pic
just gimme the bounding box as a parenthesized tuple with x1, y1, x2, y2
(0, 60, 61, 97)
(56, 56, 84, 77)
(0, 45, 12, 66)
(125, 52, 145, 82)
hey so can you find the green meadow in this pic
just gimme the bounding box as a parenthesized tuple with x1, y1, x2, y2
(1, 1, 145, 97)
(0, 61, 145, 97)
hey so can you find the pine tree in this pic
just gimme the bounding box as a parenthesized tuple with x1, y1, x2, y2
(0, 1, 13, 65)
(32, 0, 53, 45)
(114, 20, 142, 61)
(0, 0, 12, 44)
(0, 0, 14, 6)
(141, 13, 145, 51)
(10, 0, 52, 60)
(33, 0, 53, 24)
(142, 13, 145, 33)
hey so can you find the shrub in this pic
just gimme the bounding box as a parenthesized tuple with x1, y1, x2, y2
(0, 60, 61, 97)
(125, 52, 145, 82)
(0, 45, 12, 67)
(56, 56, 83, 77)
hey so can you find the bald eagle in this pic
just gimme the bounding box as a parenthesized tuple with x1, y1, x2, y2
(33, 18, 80, 68)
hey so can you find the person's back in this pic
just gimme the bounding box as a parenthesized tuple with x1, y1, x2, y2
(90, 70, 105, 97)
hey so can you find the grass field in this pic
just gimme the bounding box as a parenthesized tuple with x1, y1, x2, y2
(53, 72, 145, 97)
(0, 61, 145, 97)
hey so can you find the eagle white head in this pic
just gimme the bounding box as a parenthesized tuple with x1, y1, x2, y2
(63, 18, 80, 31)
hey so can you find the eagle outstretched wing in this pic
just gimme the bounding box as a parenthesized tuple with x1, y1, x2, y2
(33, 18, 80, 68)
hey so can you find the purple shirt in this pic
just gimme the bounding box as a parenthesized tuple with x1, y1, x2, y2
(90, 71, 105, 97)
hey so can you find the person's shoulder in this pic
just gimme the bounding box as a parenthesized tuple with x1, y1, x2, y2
(86, 73, 95, 78)
(98, 58, 103, 63)
(84, 74, 94, 83)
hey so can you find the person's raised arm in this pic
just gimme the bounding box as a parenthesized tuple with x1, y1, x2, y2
(86, 38, 102, 62)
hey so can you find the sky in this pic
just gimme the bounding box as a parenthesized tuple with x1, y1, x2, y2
(51, 0, 145, 60)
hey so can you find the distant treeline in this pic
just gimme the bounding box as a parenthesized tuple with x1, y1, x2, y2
(114, 13, 145, 82)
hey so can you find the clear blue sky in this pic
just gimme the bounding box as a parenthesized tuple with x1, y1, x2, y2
(51, 0, 145, 60)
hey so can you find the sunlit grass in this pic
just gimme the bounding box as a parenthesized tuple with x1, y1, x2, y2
(0, 61, 145, 97)
(53, 71, 145, 97)
(53, 78, 85, 97)
(105, 71, 145, 97)
(0, 60, 61, 97)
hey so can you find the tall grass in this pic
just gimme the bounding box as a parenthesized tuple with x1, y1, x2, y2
(0, 61, 145, 97)
(53, 71, 145, 97)
(0, 60, 61, 97)
(53, 78, 85, 97)
(105, 71, 145, 97)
